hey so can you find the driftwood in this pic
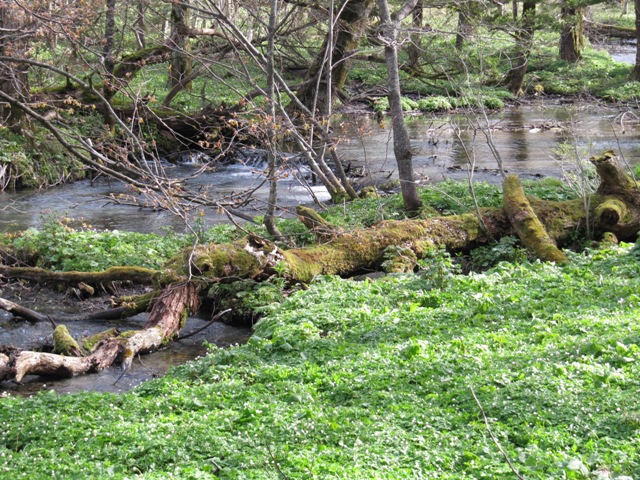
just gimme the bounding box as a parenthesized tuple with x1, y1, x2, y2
(1, 151, 640, 383)
(0, 283, 199, 382)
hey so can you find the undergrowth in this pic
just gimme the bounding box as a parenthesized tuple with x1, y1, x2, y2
(1, 244, 639, 478)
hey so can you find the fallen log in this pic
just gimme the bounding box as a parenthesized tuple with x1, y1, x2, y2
(0, 265, 159, 286)
(585, 20, 636, 41)
(0, 297, 50, 323)
(503, 174, 568, 263)
(2, 283, 200, 382)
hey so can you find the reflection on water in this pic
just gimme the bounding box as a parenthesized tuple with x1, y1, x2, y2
(338, 100, 640, 185)
(1, 101, 639, 234)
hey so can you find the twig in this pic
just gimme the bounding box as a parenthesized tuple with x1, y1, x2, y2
(136, 353, 158, 377)
(266, 443, 289, 480)
(177, 309, 232, 340)
(469, 385, 525, 480)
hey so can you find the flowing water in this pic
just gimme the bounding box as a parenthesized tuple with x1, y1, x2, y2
(2, 101, 640, 234)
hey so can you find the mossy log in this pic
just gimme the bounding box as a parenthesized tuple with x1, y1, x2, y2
(503, 174, 568, 263)
(0, 265, 159, 286)
(165, 152, 640, 284)
(52, 325, 84, 356)
(585, 20, 636, 40)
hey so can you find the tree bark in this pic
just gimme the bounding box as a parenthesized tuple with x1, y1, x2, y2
(376, 0, 423, 214)
(102, 0, 118, 127)
(0, 3, 29, 133)
(407, 0, 424, 72)
(559, 5, 584, 63)
(295, 0, 375, 113)
(635, 0, 640, 81)
(504, 1, 536, 96)
(169, 0, 193, 91)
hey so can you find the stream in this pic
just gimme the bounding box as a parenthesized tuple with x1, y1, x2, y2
(2, 48, 640, 394)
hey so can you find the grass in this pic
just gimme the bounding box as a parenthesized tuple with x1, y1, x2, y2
(1, 244, 639, 478)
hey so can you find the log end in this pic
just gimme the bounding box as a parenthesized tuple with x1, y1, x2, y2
(53, 325, 84, 357)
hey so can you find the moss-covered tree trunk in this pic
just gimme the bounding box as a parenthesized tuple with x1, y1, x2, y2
(559, 5, 584, 63)
(295, 0, 375, 113)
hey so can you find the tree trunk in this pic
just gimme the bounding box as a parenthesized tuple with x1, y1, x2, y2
(505, 1, 536, 95)
(169, 0, 193, 90)
(407, 0, 424, 72)
(0, 4, 29, 133)
(455, 1, 480, 51)
(376, 0, 423, 213)
(559, 6, 584, 63)
(635, 0, 640, 80)
(103, 0, 118, 127)
(295, 0, 375, 113)
(135, 0, 147, 49)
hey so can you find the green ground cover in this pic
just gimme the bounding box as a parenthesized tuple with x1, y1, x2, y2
(1, 241, 639, 479)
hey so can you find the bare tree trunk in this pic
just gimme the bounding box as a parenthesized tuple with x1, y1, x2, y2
(264, 0, 283, 239)
(504, 1, 536, 95)
(296, 0, 375, 113)
(407, 0, 424, 72)
(634, 0, 640, 81)
(376, 0, 423, 213)
(134, 0, 147, 49)
(0, 4, 29, 133)
(455, 1, 480, 51)
(103, 0, 118, 127)
(169, 0, 192, 90)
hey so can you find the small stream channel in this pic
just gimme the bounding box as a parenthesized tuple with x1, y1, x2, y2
(2, 48, 640, 394)
(0, 291, 251, 396)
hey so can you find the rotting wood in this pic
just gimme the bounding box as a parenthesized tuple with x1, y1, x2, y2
(0, 265, 159, 286)
(2, 283, 200, 383)
(503, 174, 568, 263)
(0, 297, 49, 323)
